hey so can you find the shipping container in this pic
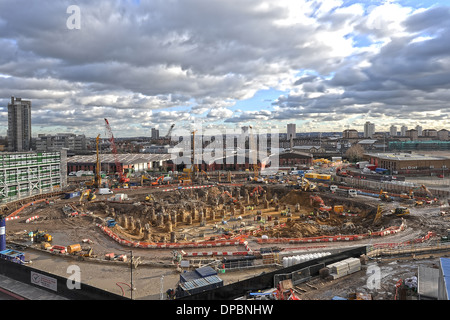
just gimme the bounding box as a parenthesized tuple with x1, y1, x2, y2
(0, 249, 25, 264)
(64, 191, 81, 199)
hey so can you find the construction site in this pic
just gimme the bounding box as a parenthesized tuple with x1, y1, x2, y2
(1, 122, 449, 301)
(1, 159, 450, 300)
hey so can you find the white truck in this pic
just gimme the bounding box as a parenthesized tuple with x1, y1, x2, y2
(99, 188, 113, 195)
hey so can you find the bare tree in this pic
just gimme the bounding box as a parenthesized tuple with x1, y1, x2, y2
(345, 144, 365, 163)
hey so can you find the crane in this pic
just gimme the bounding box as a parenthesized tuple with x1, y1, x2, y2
(192, 130, 198, 178)
(104, 118, 130, 184)
(249, 126, 259, 181)
(165, 124, 175, 138)
(85, 134, 102, 188)
(94, 134, 102, 188)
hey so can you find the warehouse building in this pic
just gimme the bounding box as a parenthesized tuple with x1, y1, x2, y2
(67, 153, 173, 175)
(364, 152, 450, 176)
(0, 151, 67, 204)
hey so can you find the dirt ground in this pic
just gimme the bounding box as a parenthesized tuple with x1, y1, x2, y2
(4, 183, 450, 300)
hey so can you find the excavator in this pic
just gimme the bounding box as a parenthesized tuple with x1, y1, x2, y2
(379, 189, 393, 202)
(200, 170, 210, 181)
(151, 176, 165, 186)
(373, 205, 384, 224)
(300, 177, 316, 192)
(250, 186, 263, 197)
(80, 189, 96, 203)
(391, 207, 410, 217)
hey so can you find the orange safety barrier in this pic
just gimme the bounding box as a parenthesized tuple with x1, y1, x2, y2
(7, 199, 47, 218)
(96, 224, 245, 249)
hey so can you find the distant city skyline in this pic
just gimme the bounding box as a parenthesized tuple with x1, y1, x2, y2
(1, 1, 450, 137)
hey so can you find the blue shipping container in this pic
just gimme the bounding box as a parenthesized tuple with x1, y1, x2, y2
(65, 191, 81, 199)
(0, 249, 25, 264)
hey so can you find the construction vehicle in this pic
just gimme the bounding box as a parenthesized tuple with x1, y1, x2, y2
(141, 175, 151, 186)
(223, 191, 238, 203)
(200, 170, 210, 181)
(106, 218, 116, 227)
(379, 190, 393, 202)
(373, 205, 384, 224)
(32, 230, 52, 243)
(250, 186, 263, 197)
(391, 207, 410, 217)
(300, 177, 316, 192)
(80, 189, 96, 203)
(145, 194, 154, 202)
(104, 118, 130, 185)
(152, 175, 164, 186)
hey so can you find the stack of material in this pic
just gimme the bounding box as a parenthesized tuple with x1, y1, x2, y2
(346, 258, 361, 274)
(326, 257, 361, 280)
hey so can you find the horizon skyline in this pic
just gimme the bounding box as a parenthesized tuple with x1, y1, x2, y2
(1, 1, 450, 137)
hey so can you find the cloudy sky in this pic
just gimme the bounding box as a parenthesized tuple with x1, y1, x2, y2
(0, 0, 449, 138)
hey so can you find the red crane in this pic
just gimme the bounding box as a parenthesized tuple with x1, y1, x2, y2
(104, 118, 130, 184)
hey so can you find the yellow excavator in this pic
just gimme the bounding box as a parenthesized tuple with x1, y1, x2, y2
(379, 189, 393, 202)
(391, 207, 410, 217)
(80, 189, 96, 203)
(300, 177, 316, 192)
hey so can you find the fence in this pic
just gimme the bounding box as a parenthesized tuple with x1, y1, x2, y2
(367, 240, 450, 258)
(273, 263, 324, 286)
(334, 176, 450, 200)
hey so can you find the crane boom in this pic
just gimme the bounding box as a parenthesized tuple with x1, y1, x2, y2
(104, 118, 129, 184)
(165, 124, 175, 138)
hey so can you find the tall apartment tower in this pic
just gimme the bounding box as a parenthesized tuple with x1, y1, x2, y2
(401, 125, 407, 136)
(415, 125, 423, 136)
(364, 121, 375, 138)
(390, 125, 397, 137)
(7, 96, 32, 152)
(151, 128, 160, 140)
(287, 123, 296, 140)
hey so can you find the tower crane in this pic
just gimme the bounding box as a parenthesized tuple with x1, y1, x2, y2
(249, 126, 259, 181)
(104, 118, 130, 184)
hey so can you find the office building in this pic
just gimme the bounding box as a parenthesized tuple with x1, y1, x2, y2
(35, 133, 87, 152)
(401, 125, 408, 136)
(7, 97, 32, 152)
(0, 150, 67, 204)
(343, 129, 358, 139)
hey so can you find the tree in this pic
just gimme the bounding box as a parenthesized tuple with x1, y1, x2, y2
(345, 144, 365, 163)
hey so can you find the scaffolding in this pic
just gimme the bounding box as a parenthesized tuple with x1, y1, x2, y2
(0, 151, 66, 204)
(389, 140, 450, 151)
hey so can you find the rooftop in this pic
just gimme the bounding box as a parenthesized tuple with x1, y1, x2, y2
(365, 152, 450, 161)
(67, 153, 172, 164)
